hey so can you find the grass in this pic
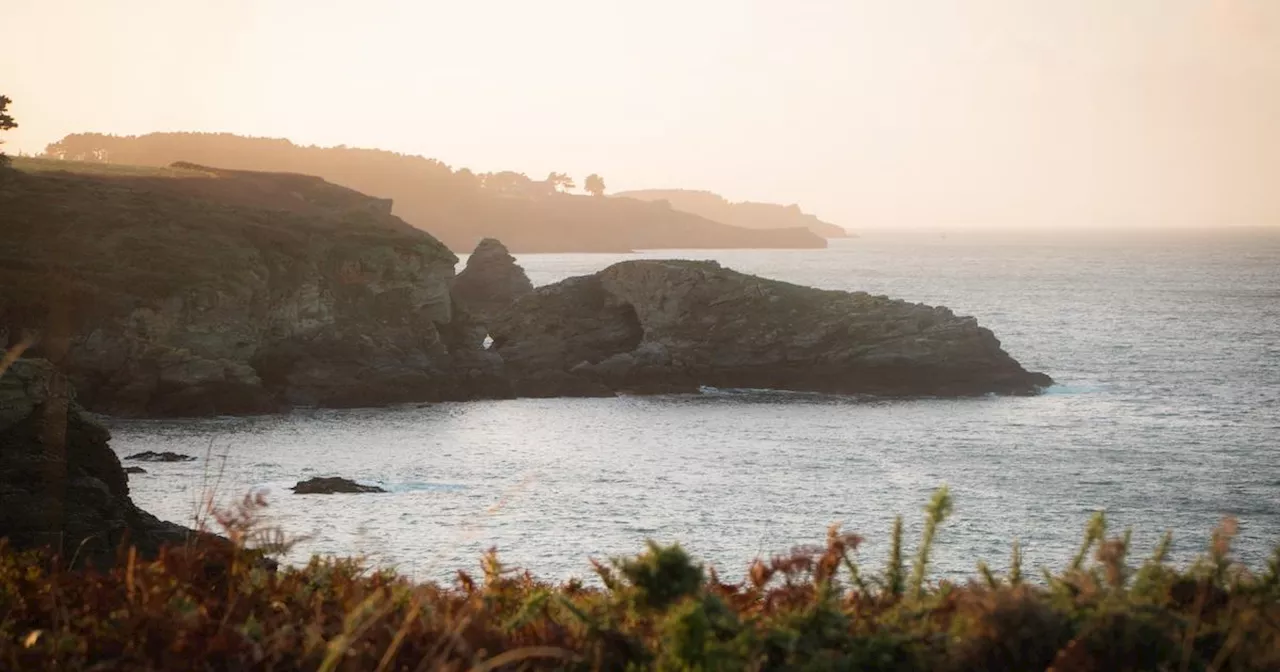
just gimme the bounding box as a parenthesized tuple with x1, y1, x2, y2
(2, 488, 1277, 670)
(10, 156, 214, 178)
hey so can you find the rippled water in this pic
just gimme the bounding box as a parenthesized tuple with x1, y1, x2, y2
(110, 231, 1280, 581)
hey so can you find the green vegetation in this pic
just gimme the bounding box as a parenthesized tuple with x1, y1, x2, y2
(0, 95, 16, 167)
(585, 173, 607, 197)
(11, 156, 212, 178)
(2, 490, 1277, 670)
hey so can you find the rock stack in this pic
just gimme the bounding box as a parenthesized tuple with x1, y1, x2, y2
(0, 359, 196, 567)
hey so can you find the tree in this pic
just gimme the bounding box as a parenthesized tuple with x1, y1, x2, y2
(482, 171, 537, 196)
(454, 167, 482, 190)
(545, 171, 575, 193)
(584, 173, 606, 197)
(0, 95, 17, 167)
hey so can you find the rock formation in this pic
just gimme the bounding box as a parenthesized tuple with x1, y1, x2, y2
(0, 358, 195, 566)
(0, 162, 501, 416)
(291, 477, 386, 494)
(490, 260, 1051, 398)
(452, 238, 534, 326)
(125, 451, 196, 462)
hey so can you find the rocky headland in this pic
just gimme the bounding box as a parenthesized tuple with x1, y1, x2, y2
(615, 189, 849, 238)
(490, 260, 1051, 397)
(39, 135, 829, 253)
(2, 159, 1049, 417)
(1, 159, 502, 416)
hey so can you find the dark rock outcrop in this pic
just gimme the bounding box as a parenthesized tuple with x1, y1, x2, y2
(124, 466, 147, 474)
(453, 238, 534, 326)
(291, 477, 386, 494)
(125, 451, 196, 462)
(0, 359, 196, 567)
(490, 260, 1052, 398)
(0, 162, 501, 416)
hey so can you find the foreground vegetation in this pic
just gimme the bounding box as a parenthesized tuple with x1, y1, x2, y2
(2, 490, 1277, 670)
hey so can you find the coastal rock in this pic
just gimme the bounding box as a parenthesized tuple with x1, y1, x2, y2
(491, 260, 1052, 397)
(452, 238, 533, 326)
(0, 163, 501, 417)
(0, 358, 196, 567)
(124, 466, 147, 474)
(291, 477, 387, 494)
(125, 451, 196, 462)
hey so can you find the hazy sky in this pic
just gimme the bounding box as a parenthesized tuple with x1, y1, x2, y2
(3, 0, 1278, 229)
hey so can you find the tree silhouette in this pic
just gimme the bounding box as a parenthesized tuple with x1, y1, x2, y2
(584, 173, 606, 197)
(0, 95, 17, 167)
(545, 172, 575, 193)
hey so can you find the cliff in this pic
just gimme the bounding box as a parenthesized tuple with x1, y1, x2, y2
(0, 358, 195, 566)
(614, 189, 849, 238)
(0, 158, 497, 416)
(490, 260, 1051, 398)
(40, 133, 827, 253)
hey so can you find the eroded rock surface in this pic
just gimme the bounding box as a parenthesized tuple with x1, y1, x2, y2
(453, 238, 533, 327)
(491, 260, 1052, 397)
(0, 359, 196, 566)
(0, 164, 500, 416)
(291, 477, 386, 494)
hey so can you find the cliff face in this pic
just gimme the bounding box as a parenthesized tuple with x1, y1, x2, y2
(0, 358, 194, 566)
(614, 189, 848, 238)
(0, 160, 492, 416)
(490, 260, 1051, 398)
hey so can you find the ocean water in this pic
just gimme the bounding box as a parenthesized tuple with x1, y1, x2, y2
(109, 231, 1280, 582)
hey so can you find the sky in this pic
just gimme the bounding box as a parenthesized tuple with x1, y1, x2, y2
(2, 0, 1278, 229)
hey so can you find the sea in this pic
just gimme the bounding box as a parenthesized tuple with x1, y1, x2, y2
(108, 230, 1280, 583)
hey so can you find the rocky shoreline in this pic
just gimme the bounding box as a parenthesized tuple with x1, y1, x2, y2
(0, 359, 199, 566)
(2, 165, 1050, 419)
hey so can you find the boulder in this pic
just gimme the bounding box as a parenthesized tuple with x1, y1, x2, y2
(291, 477, 387, 494)
(0, 359, 197, 567)
(490, 260, 1052, 398)
(452, 238, 534, 327)
(124, 451, 197, 462)
(124, 466, 147, 474)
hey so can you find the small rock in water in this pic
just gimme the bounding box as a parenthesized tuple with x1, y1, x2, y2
(124, 466, 147, 474)
(291, 477, 387, 494)
(124, 451, 197, 462)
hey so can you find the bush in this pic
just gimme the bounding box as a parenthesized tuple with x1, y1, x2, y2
(1, 490, 1277, 670)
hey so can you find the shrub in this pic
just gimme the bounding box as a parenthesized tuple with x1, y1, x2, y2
(1, 490, 1277, 670)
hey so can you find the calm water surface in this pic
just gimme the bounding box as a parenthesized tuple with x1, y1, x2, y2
(110, 231, 1280, 581)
